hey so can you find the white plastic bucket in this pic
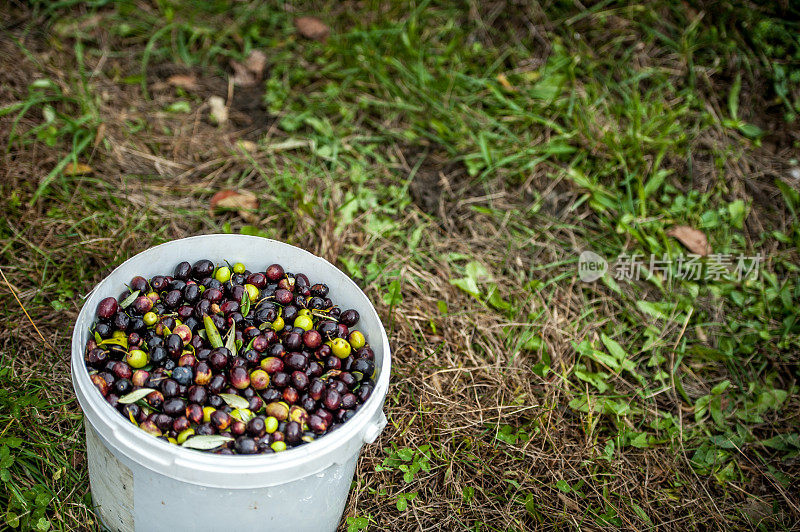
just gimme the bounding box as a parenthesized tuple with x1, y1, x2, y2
(71, 235, 390, 532)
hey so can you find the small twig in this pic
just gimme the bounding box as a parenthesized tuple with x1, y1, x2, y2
(0, 267, 55, 352)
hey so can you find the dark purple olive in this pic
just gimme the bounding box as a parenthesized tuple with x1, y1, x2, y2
(231, 420, 247, 436)
(209, 375, 226, 394)
(248, 395, 263, 412)
(166, 334, 182, 358)
(285, 421, 302, 444)
(308, 297, 325, 310)
(210, 410, 232, 430)
(161, 378, 179, 398)
(352, 358, 375, 380)
(247, 417, 266, 438)
(269, 344, 286, 358)
(121, 403, 141, 421)
(357, 346, 375, 360)
(187, 385, 207, 404)
(285, 352, 308, 372)
(357, 384, 374, 403)
(95, 322, 113, 339)
(243, 349, 260, 367)
(316, 408, 333, 425)
(324, 356, 341, 371)
(331, 380, 347, 395)
(208, 395, 224, 409)
(172, 366, 193, 386)
(174, 261, 191, 280)
(302, 330, 322, 349)
(220, 300, 240, 315)
(317, 321, 337, 340)
(323, 389, 341, 410)
(309, 379, 325, 401)
(340, 309, 360, 327)
(230, 367, 251, 390)
(308, 414, 327, 434)
(341, 393, 357, 409)
(204, 288, 223, 303)
(114, 378, 132, 395)
(145, 390, 164, 408)
(247, 272, 268, 288)
(284, 332, 302, 352)
(86, 348, 108, 368)
(265, 264, 284, 281)
(113, 312, 130, 332)
(163, 397, 186, 416)
(130, 276, 148, 292)
(274, 289, 293, 305)
(339, 371, 357, 388)
(196, 423, 216, 436)
(150, 276, 169, 291)
(283, 387, 299, 404)
(309, 283, 329, 298)
(183, 283, 200, 304)
(262, 388, 281, 403)
(306, 361, 324, 378)
(208, 349, 229, 371)
(283, 305, 298, 323)
(163, 290, 182, 309)
(272, 372, 290, 388)
(252, 334, 270, 352)
(186, 403, 203, 424)
(234, 436, 258, 454)
(192, 259, 214, 279)
(291, 371, 309, 391)
(194, 299, 211, 319)
(150, 346, 167, 365)
(96, 297, 119, 320)
(173, 416, 191, 433)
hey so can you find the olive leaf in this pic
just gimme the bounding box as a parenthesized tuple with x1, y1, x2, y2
(99, 337, 128, 349)
(244, 336, 257, 353)
(219, 393, 249, 410)
(119, 388, 156, 404)
(181, 435, 234, 450)
(225, 321, 237, 357)
(203, 315, 223, 348)
(93, 330, 102, 343)
(120, 290, 140, 309)
(240, 292, 251, 318)
(231, 408, 254, 424)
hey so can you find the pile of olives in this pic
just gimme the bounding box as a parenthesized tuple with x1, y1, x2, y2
(84, 259, 376, 455)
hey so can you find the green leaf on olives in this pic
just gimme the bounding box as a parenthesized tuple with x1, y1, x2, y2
(181, 435, 234, 450)
(118, 387, 157, 404)
(218, 393, 249, 410)
(119, 290, 140, 309)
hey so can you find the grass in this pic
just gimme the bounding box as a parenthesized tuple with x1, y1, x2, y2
(1, 0, 799, 529)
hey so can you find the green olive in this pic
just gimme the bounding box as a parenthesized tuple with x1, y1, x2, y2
(264, 416, 279, 434)
(177, 428, 195, 444)
(331, 338, 351, 359)
(143, 312, 158, 326)
(348, 330, 366, 350)
(244, 284, 259, 302)
(294, 315, 313, 331)
(233, 262, 246, 274)
(270, 441, 286, 452)
(272, 317, 285, 332)
(126, 349, 149, 369)
(215, 266, 232, 283)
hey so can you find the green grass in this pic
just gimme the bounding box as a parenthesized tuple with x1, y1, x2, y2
(1, 0, 799, 529)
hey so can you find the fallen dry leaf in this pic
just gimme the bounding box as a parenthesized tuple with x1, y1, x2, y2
(295, 16, 330, 41)
(166, 74, 198, 91)
(64, 163, 93, 176)
(667, 225, 711, 256)
(210, 189, 258, 222)
(496, 73, 515, 91)
(245, 50, 267, 77)
(207, 96, 228, 125)
(230, 50, 267, 87)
